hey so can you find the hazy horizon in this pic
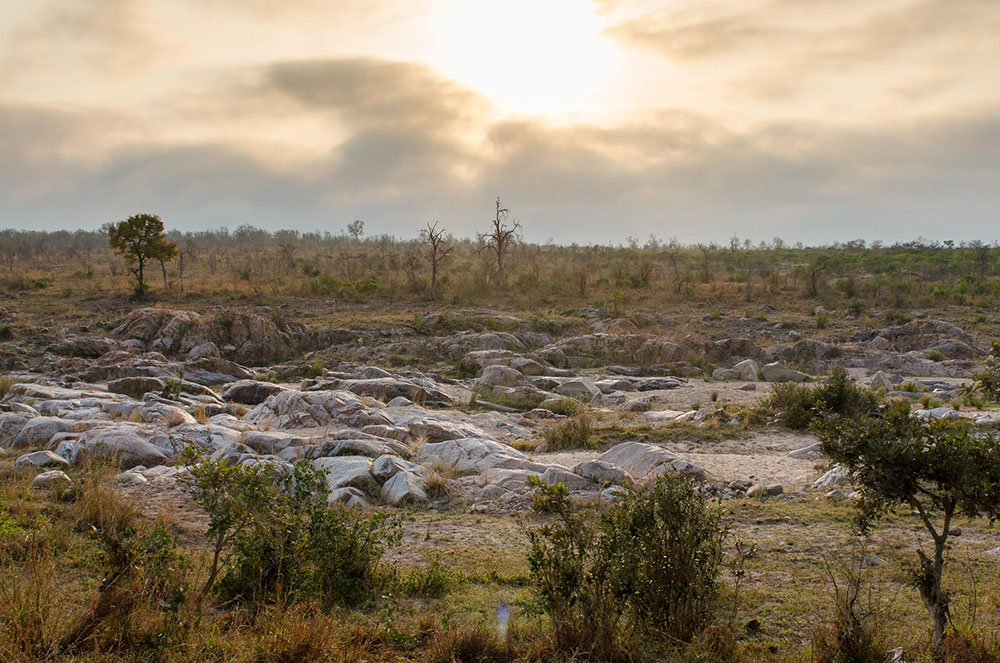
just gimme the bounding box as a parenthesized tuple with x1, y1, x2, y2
(2, 0, 998, 244)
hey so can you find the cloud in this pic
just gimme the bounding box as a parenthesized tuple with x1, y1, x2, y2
(0, 0, 164, 81)
(257, 57, 491, 133)
(1, 53, 998, 244)
(604, 0, 1000, 103)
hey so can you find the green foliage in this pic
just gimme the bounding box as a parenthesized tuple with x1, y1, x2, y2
(816, 313, 829, 329)
(526, 474, 727, 658)
(541, 413, 595, 450)
(761, 368, 881, 430)
(184, 453, 402, 608)
(819, 403, 1000, 656)
(105, 213, 178, 296)
(967, 341, 1000, 402)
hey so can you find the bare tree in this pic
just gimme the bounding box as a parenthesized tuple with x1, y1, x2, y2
(420, 221, 454, 301)
(478, 197, 520, 288)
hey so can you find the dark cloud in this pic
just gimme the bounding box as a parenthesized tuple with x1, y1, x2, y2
(258, 57, 490, 132)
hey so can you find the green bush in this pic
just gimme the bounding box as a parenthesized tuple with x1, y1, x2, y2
(527, 474, 727, 659)
(761, 368, 881, 430)
(185, 454, 401, 608)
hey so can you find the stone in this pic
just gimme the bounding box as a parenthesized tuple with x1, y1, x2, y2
(732, 359, 760, 381)
(381, 471, 428, 504)
(477, 365, 528, 389)
(572, 459, 629, 486)
(66, 425, 171, 469)
(760, 362, 808, 382)
(414, 437, 548, 474)
(247, 390, 392, 429)
(643, 410, 687, 425)
(787, 443, 823, 460)
(51, 336, 119, 358)
(311, 456, 377, 494)
(868, 371, 891, 389)
(186, 342, 220, 360)
(596, 442, 708, 482)
(107, 376, 167, 399)
(327, 487, 369, 508)
(812, 465, 850, 489)
(747, 484, 782, 498)
(220, 380, 287, 405)
(540, 466, 593, 491)
(371, 454, 428, 483)
(11, 417, 79, 449)
(555, 378, 601, 400)
(14, 450, 69, 468)
(915, 407, 960, 420)
(31, 470, 72, 490)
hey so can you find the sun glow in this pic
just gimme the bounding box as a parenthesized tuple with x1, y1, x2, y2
(430, 0, 621, 118)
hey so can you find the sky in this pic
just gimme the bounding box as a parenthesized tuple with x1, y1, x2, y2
(1, 0, 998, 245)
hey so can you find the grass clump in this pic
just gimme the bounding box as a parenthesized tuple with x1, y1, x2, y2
(760, 368, 881, 430)
(541, 413, 595, 450)
(539, 398, 583, 416)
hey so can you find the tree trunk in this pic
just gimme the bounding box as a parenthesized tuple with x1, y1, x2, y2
(430, 260, 438, 301)
(915, 542, 949, 661)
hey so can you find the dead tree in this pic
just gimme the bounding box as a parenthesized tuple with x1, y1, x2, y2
(478, 197, 520, 289)
(420, 221, 454, 302)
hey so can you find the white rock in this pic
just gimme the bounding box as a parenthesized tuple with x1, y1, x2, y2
(572, 459, 629, 486)
(597, 442, 708, 482)
(788, 443, 823, 460)
(381, 471, 429, 504)
(312, 456, 376, 494)
(555, 378, 602, 401)
(761, 362, 808, 382)
(732, 359, 760, 382)
(14, 450, 69, 469)
(31, 470, 72, 490)
(541, 466, 593, 491)
(414, 437, 548, 474)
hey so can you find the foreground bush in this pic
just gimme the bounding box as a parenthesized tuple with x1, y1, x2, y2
(762, 368, 881, 430)
(184, 452, 401, 607)
(527, 475, 726, 660)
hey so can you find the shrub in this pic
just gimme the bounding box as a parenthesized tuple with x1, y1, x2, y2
(967, 341, 1000, 402)
(198, 459, 401, 608)
(925, 350, 946, 362)
(541, 413, 595, 450)
(816, 313, 830, 329)
(0, 375, 16, 399)
(527, 474, 727, 658)
(761, 368, 881, 430)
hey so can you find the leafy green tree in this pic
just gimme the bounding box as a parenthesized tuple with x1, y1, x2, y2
(105, 213, 178, 296)
(967, 342, 1000, 402)
(820, 402, 1000, 660)
(181, 447, 277, 597)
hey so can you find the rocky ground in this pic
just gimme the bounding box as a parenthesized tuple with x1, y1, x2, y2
(2, 305, 997, 514)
